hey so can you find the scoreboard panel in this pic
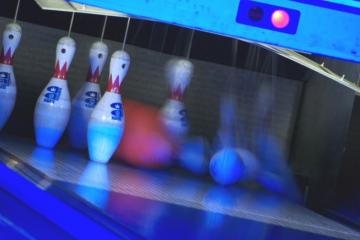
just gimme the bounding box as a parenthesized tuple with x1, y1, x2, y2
(70, 0, 360, 63)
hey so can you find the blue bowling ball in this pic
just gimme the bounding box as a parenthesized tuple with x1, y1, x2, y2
(209, 148, 244, 186)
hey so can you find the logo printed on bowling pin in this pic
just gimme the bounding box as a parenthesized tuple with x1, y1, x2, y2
(180, 109, 188, 127)
(84, 91, 100, 108)
(0, 72, 10, 89)
(44, 86, 62, 103)
(110, 102, 123, 121)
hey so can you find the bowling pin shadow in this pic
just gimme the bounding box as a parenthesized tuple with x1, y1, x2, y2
(75, 162, 110, 208)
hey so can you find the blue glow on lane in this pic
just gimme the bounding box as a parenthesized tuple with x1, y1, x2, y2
(0, 213, 37, 240)
(30, 147, 56, 172)
(0, 163, 127, 240)
(76, 162, 110, 207)
(0, 188, 73, 239)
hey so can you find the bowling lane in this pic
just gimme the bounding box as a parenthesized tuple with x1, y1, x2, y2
(57, 181, 339, 240)
(0, 134, 359, 240)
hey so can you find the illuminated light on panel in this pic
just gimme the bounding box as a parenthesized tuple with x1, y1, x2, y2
(236, 0, 300, 34)
(271, 10, 290, 29)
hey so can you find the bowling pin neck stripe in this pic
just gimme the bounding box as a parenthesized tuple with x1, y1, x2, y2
(106, 74, 122, 93)
(0, 48, 14, 65)
(53, 60, 68, 80)
(170, 86, 184, 101)
(86, 66, 101, 83)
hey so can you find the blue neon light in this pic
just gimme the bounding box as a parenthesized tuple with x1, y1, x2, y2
(236, 1, 300, 34)
(0, 163, 123, 239)
(76, 162, 110, 207)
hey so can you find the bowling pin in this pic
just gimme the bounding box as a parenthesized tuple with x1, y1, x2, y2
(68, 41, 108, 149)
(87, 50, 130, 164)
(0, 23, 21, 130)
(34, 36, 76, 148)
(160, 58, 193, 141)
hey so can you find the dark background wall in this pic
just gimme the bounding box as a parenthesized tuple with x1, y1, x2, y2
(290, 58, 358, 209)
(335, 96, 360, 222)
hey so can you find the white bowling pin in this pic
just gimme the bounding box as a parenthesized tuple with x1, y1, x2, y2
(34, 36, 76, 148)
(160, 58, 193, 141)
(87, 50, 130, 163)
(0, 23, 21, 130)
(68, 41, 108, 149)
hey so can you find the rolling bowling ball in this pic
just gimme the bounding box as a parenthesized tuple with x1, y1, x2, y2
(209, 148, 245, 186)
(114, 99, 177, 169)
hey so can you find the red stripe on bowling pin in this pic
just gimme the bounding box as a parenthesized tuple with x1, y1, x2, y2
(53, 60, 68, 80)
(1, 23, 22, 66)
(86, 66, 101, 83)
(52, 36, 76, 80)
(85, 41, 108, 84)
(0, 48, 13, 65)
(170, 86, 184, 101)
(105, 50, 129, 94)
(106, 74, 121, 93)
(166, 59, 193, 102)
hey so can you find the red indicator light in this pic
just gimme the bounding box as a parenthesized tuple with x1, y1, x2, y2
(271, 10, 290, 29)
